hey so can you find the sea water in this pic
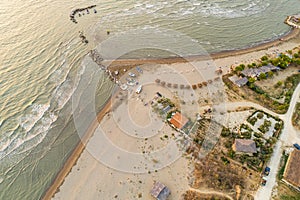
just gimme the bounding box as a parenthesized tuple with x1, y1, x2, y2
(0, 0, 299, 199)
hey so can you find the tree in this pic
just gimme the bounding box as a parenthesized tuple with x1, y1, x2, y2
(271, 58, 280, 66)
(294, 53, 299, 58)
(240, 64, 246, 69)
(234, 66, 243, 72)
(275, 81, 283, 88)
(248, 77, 256, 84)
(262, 61, 268, 66)
(259, 73, 267, 80)
(267, 71, 274, 78)
(261, 55, 268, 61)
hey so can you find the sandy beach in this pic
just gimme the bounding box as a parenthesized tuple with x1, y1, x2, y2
(42, 27, 300, 200)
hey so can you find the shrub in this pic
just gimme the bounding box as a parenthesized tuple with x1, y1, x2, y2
(261, 55, 269, 61)
(254, 132, 263, 138)
(275, 81, 283, 88)
(248, 117, 258, 126)
(259, 73, 267, 80)
(221, 127, 231, 137)
(257, 112, 264, 119)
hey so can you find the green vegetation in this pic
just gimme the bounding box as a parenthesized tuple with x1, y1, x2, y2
(248, 116, 258, 126)
(292, 102, 300, 129)
(258, 119, 272, 133)
(257, 112, 264, 119)
(277, 152, 289, 180)
(247, 74, 300, 114)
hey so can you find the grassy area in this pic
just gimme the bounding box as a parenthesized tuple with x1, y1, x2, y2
(223, 73, 300, 114)
(292, 102, 300, 130)
(277, 152, 289, 180)
(183, 190, 232, 200)
(274, 182, 300, 200)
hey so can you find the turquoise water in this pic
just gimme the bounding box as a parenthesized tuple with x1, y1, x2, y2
(0, 0, 299, 199)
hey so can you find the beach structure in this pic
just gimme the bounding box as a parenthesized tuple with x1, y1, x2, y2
(282, 150, 300, 191)
(232, 139, 257, 156)
(156, 92, 162, 97)
(241, 64, 278, 78)
(150, 181, 171, 200)
(162, 105, 171, 114)
(229, 75, 248, 87)
(136, 85, 142, 94)
(169, 112, 189, 130)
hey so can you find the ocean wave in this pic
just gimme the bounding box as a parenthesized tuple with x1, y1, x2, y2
(0, 110, 57, 160)
(19, 104, 50, 133)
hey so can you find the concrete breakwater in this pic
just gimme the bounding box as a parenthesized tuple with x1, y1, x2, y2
(70, 5, 97, 24)
(89, 50, 119, 83)
(285, 15, 300, 29)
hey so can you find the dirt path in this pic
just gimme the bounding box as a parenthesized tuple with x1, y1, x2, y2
(188, 187, 235, 200)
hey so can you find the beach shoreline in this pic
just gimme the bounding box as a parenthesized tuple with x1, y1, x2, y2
(41, 98, 113, 200)
(106, 27, 300, 68)
(42, 27, 300, 200)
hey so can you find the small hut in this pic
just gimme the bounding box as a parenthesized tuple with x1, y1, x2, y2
(150, 181, 171, 200)
(167, 83, 172, 88)
(173, 83, 178, 89)
(161, 81, 166, 86)
(192, 85, 197, 90)
(155, 79, 161, 84)
(197, 83, 202, 88)
(180, 84, 185, 89)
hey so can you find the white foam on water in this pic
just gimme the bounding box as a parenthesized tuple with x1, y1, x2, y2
(19, 104, 50, 133)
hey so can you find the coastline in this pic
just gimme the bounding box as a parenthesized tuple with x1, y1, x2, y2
(41, 97, 113, 200)
(106, 27, 300, 68)
(42, 27, 300, 200)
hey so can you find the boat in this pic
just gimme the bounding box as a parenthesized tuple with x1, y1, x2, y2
(120, 84, 128, 91)
(128, 72, 136, 77)
(136, 66, 143, 73)
(126, 78, 136, 86)
(136, 85, 142, 94)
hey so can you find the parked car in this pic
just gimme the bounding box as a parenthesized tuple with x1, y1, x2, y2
(264, 167, 271, 176)
(261, 177, 267, 186)
(293, 143, 300, 150)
